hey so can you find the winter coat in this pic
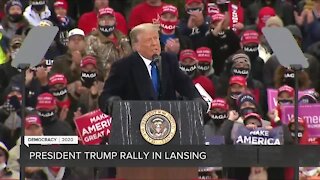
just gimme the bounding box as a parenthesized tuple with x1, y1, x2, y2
(0, 62, 19, 104)
(23, 5, 51, 27)
(56, 95, 88, 131)
(8, 137, 20, 172)
(51, 52, 82, 84)
(0, 32, 10, 65)
(7, 73, 49, 108)
(263, 54, 281, 88)
(68, 80, 104, 112)
(42, 117, 74, 136)
(178, 16, 211, 49)
(49, 14, 76, 54)
(0, 123, 12, 149)
(204, 30, 241, 76)
(0, 16, 31, 39)
(44, 41, 64, 61)
(204, 119, 225, 139)
(86, 29, 132, 80)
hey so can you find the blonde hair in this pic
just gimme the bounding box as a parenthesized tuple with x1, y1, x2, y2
(129, 23, 160, 45)
(266, 16, 284, 27)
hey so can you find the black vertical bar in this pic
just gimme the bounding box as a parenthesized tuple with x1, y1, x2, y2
(20, 67, 26, 180)
(293, 66, 301, 180)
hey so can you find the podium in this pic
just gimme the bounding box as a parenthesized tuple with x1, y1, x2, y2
(110, 101, 205, 180)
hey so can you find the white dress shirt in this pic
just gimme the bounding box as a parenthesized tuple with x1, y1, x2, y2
(139, 53, 153, 78)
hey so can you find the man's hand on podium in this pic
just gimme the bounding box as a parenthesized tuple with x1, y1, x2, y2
(105, 96, 122, 115)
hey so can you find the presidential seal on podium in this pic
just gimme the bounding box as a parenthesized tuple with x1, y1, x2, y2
(140, 109, 176, 145)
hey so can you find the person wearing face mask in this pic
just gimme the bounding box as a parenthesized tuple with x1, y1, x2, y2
(205, 98, 229, 136)
(179, 49, 216, 98)
(0, 141, 19, 179)
(226, 75, 248, 110)
(272, 89, 320, 142)
(179, 0, 211, 49)
(237, 92, 260, 117)
(1, 0, 30, 40)
(159, 4, 193, 55)
(284, 116, 320, 180)
(277, 85, 294, 106)
(195, 47, 220, 86)
(230, 92, 270, 144)
(179, 49, 199, 79)
(23, 0, 51, 27)
(268, 85, 295, 127)
(86, 7, 132, 80)
(217, 53, 267, 114)
(48, 73, 87, 130)
(202, 97, 229, 179)
(204, 13, 241, 75)
(78, 0, 127, 35)
(68, 55, 104, 111)
(1, 85, 22, 129)
(0, 84, 23, 149)
(287, 117, 310, 144)
(230, 53, 252, 78)
(240, 30, 264, 82)
(35, 93, 74, 135)
(274, 66, 312, 90)
(220, 110, 271, 144)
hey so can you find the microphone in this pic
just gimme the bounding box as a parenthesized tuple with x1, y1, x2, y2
(152, 54, 162, 98)
(152, 54, 161, 63)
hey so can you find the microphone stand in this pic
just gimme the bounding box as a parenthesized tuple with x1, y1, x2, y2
(290, 64, 303, 180)
(18, 63, 30, 180)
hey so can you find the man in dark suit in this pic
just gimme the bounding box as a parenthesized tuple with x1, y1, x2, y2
(99, 23, 203, 114)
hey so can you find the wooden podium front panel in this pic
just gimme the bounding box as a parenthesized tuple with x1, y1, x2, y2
(116, 167, 198, 180)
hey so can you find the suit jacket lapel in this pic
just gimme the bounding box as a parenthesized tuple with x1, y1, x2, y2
(131, 52, 157, 100)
